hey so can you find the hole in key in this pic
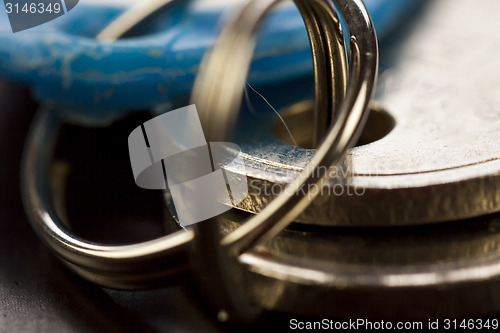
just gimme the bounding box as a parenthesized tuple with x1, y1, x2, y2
(273, 101, 395, 149)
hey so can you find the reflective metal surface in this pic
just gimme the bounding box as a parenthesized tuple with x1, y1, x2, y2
(189, 0, 375, 320)
(97, 0, 178, 41)
(223, 0, 500, 226)
(21, 0, 377, 321)
(212, 210, 500, 319)
(18, 0, 500, 323)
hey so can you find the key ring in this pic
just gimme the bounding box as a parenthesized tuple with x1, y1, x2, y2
(22, 0, 377, 321)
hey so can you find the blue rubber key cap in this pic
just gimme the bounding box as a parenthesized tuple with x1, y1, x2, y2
(0, 0, 419, 124)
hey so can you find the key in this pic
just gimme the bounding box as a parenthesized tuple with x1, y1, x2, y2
(223, 0, 500, 226)
(183, 208, 500, 319)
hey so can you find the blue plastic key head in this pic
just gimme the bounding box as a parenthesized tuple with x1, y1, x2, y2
(0, 0, 420, 125)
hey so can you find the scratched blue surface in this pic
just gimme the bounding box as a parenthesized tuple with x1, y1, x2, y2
(0, 0, 419, 124)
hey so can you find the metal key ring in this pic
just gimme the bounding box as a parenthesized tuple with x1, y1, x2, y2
(21, 0, 377, 321)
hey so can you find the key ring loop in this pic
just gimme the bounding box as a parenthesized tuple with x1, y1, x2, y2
(21, 0, 377, 319)
(189, 0, 376, 319)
